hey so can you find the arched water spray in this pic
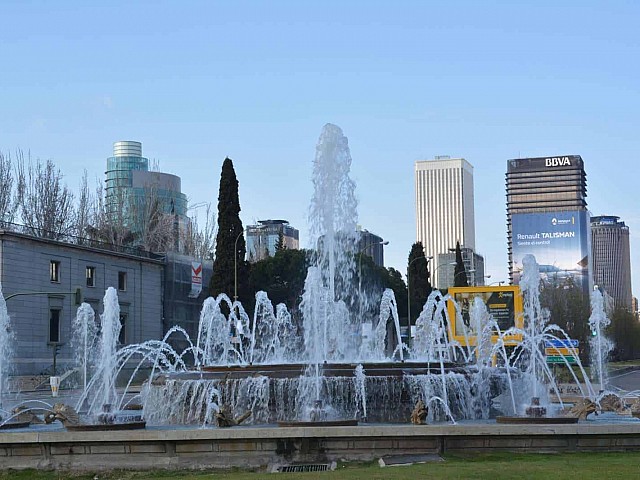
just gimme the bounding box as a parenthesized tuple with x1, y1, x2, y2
(196, 294, 251, 366)
(589, 289, 614, 390)
(250, 292, 298, 364)
(0, 284, 14, 411)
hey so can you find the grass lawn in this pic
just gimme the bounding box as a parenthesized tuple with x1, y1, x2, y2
(1, 452, 639, 480)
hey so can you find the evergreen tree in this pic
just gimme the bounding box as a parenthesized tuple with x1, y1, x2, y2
(275, 230, 286, 253)
(407, 242, 432, 325)
(209, 157, 246, 301)
(608, 307, 640, 361)
(453, 241, 469, 287)
(386, 267, 408, 319)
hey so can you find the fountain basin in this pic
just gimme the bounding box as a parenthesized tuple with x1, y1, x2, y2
(186, 361, 472, 380)
(496, 416, 579, 425)
(146, 362, 516, 426)
(0, 421, 30, 430)
(65, 421, 146, 432)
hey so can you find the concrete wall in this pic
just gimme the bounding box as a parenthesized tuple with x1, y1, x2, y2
(0, 424, 639, 470)
(0, 231, 163, 376)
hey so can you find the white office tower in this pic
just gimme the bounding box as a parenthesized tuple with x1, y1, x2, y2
(415, 156, 476, 278)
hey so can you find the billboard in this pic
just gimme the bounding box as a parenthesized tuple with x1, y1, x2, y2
(511, 210, 590, 292)
(448, 286, 523, 346)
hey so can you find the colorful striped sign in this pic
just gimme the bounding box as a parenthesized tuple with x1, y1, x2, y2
(546, 355, 577, 364)
(545, 347, 579, 356)
(545, 339, 579, 348)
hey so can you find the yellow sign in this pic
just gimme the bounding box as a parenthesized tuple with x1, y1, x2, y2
(545, 347, 578, 357)
(447, 286, 524, 346)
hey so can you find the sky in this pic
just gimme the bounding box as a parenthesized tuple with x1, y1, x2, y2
(1, 1, 639, 297)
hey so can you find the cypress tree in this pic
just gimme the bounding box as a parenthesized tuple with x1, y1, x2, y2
(407, 242, 432, 325)
(274, 230, 286, 254)
(453, 241, 469, 287)
(209, 157, 246, 301)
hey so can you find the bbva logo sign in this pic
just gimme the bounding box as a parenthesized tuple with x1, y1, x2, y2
(545, 157, 571, 167)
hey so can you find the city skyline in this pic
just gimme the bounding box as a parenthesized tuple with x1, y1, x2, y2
(1, 1, 638, 296)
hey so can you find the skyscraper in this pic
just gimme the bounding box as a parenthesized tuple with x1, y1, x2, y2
(506, 155, 590, 292)
(591, 215, 632, 310)
(105, 141, 188, 250)
(415, 156, 475, 276)
(357, 228, 386, 267)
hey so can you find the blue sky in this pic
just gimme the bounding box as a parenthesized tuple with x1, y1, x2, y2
(1, 1, 639, 296)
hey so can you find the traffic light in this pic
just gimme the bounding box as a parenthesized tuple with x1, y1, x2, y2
(74, 287, 83, 306)
(591, 329, 597, 337)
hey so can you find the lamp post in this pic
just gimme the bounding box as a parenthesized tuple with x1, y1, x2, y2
(489, 281, 505, 286)
(431, 261, 458, 290)
(453, 268, 476, 287)
(233, 230, 245, 303)
(407, 255, 433, 332)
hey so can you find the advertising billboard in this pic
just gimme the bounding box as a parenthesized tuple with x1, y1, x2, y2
(511, 210, 590, 292)
(448, 286, 523, 346)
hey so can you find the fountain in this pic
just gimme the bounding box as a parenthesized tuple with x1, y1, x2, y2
(142, 124, 512, 426)
(1, 125, 640, 471)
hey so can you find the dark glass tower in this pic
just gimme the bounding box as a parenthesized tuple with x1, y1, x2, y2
(591, 215, 632, 310)
(506, 156, 589, 289)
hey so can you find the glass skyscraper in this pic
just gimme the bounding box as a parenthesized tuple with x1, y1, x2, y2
(105, 141, 188, 249)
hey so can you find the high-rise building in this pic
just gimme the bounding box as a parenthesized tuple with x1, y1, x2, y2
(246, 219, 299, 262)
(437, 247, 485, 289)
(105, 141, 188, 250)
(415, 156, 475, 276)
(632, 297, 639, 320)
(506, 155, 590, 292)
(591, 215, 632, 311)
(357, 228, 386, 267)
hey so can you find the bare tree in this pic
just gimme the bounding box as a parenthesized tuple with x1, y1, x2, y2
(86, 179, 135, 247)
(15, 152, 75, 240)
(0, 151, 16, 227)
(181, 202, 216, 259)
(74, 170, 92, 243)
(134, 185, 176, 253)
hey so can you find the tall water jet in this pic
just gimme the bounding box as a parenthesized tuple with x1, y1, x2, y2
(83, 287, 122, 417)
(588, 288, 614, 389)
(70, 303, 98, 391)
(305, 123, 359, 362)
(520, 254, 547, 403)
(0, 284, 14, 410)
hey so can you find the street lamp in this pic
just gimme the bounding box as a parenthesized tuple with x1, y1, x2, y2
(233, 230, 245, 303)
(407, 255, 434, 331)
(432, 261, 458, 290)
(358, 240, 389, 281)
(453, 268, 475, 286)
(489, 281, 505, 286)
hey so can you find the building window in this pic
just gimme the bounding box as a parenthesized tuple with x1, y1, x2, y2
(118, 314, 127, 344)
(49, 309, 61, 343)
(50, 261, 60, 283)
(118, 271, 127, 291)
(86, 266, 96, 287)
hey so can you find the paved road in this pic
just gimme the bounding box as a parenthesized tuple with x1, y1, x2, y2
(609, 367, 640, 393)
